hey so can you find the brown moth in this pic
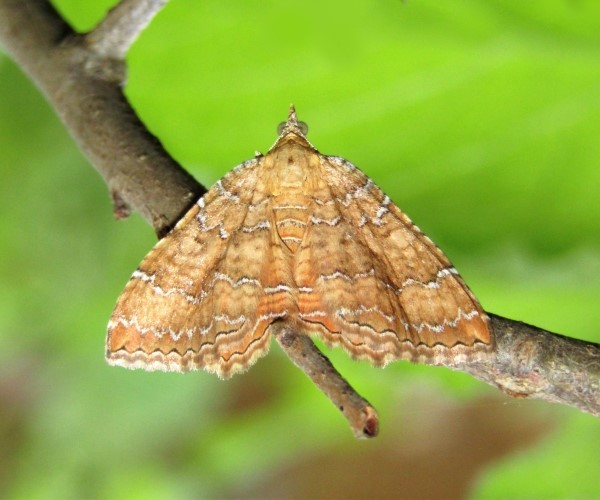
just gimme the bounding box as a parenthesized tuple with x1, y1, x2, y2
(106, 107, 492, 378)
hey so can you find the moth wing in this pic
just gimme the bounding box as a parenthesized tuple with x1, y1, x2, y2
(295, 155, 491, 366)
(106, 159, 292, 378)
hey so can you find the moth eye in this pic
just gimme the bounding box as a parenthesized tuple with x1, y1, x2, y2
(297, 121, 309, 135)
(277, 120, 309, 136)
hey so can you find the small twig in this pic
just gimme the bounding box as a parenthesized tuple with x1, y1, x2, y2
(86, 0, 169, 60)
(273, 323, 379, 439)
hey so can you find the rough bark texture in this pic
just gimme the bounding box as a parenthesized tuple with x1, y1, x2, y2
(0, 0, 597, 437)
(473, 314, 598, 416)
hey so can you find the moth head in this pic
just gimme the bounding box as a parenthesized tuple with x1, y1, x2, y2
(276, 104, 309, 137)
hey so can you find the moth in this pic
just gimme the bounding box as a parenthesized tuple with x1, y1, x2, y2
(107, 107, 492, 378)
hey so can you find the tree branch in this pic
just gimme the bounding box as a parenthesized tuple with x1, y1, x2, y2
(0, 0, 203, 236)
(451, 314, 600, 417)
(273, 324, 379, 439)
(272, 314, 599, 432)
(1, 0, 597, 439)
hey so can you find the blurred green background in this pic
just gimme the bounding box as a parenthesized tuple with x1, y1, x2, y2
(1, 0, 599, 498)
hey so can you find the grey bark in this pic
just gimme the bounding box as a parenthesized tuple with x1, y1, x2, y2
(0, 0, 203, 237)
